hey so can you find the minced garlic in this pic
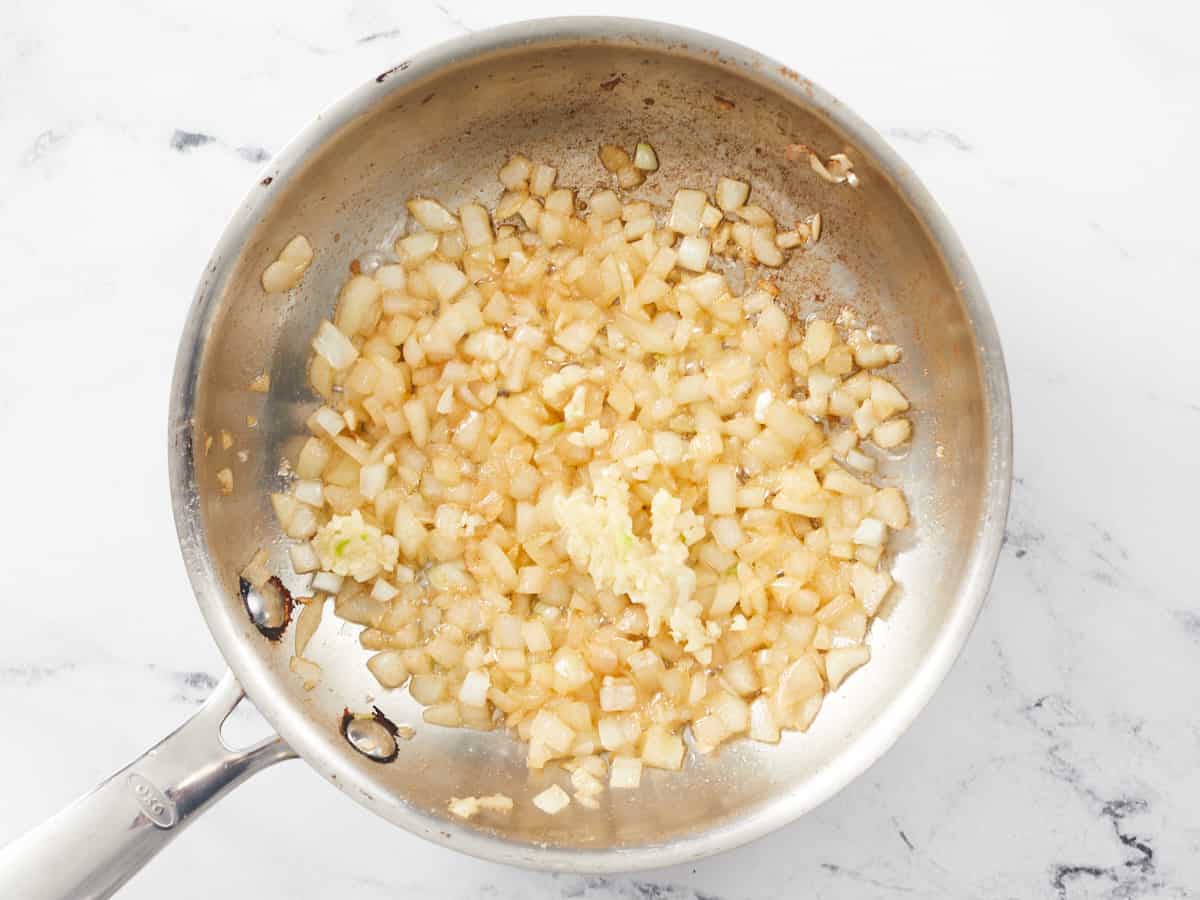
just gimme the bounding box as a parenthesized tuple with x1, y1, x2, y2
(556, 467, 712, 662)
(312, 510, 399, 582)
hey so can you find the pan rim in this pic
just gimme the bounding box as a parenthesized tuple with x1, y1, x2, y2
(168, 15, 1012, 873)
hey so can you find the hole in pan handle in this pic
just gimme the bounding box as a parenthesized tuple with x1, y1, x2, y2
(0, 670, 295, 900)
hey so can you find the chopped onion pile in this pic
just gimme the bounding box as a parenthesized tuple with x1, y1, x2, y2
(269, 147, 913, 807)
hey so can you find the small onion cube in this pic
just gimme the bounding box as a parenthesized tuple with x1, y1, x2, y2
(826, 645, 871, 690)
(633, 142, 659, 172)
(716, 177, 750, 212)
(676, 236, 711, 272)
(312, 321, 359, 371)
(368, 650, 410, 689)
(532, 784, 571, 815)
(641, 725, 685, 770)
(853, 517, 887, 547)
(241, 548, 272, 588)
(599, 677, 637, 712)
(749, 697, 780, 743)
(458, 669, 491, 706)
(872, 487, 909, 529)
(370, 578, 399, 602)
(447, 797, 479, 819)
(293, 479, 324, 507)
(406, 197, 459, 232)
(459, 203, 494, 247)
(529, 164, 557, 197)
(751, 229, 783, 267)
(598, 713, 641, 751)
(707, 464, 736, 516)
(425, 260, 468, 302)
(845, 449, 876, 473)
(359, 463, 389, 500)
(873, 417, 912, 448)
(609, 756, 643, 789)
(311, 571, 344, 594)
(667, 189, 708, 235)
(288, 542, 320, 574)
(498, 154, 532, 189)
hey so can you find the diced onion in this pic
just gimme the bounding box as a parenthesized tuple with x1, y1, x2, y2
(261, 235, 313, 293)
(633, 142, 659, 172)
(294, 597, 323, 657)
(370, 578, 399, 602)
(499, 155, 532, 189)
(459, 203, 494, 247)
(358, 463, 388, 500)
(609, 756, 643, 789)
(270, 145, 917, 806)
(293, 479, 324, 507)
(458, 669, 491, 706)
(640, 725, 685, 770)
(716, 177, 750, 213)
(532, 784, 571, 814)
(852, 518, 886, 547)
(676, 236, 710, 272)
(241, 548, 272, 587)
(406, 197, 459, 232)
(873, 417, 912, 448)
(312, 321, 358, 371)
(289, 542, 320, 574)
(667, 189, 708, 235)
(826, 645, 871, 689)
(311, 571, 344, 594)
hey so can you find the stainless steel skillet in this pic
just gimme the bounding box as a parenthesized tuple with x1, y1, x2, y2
(0, 17, 1011, 898)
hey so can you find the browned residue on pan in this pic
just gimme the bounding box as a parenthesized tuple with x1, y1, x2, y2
(340, 707, 403, 764)
(238, 575, 294, 642)
(375, 60, 411, 83)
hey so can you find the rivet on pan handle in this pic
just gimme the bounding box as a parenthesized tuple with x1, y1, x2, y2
(0, 670, 294, 899)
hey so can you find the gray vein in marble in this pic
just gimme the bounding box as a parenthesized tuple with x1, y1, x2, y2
(21, 128, 69, 166)
(144, 665, 220, 704)
(819, 863, 913, 893)
(1049, 799, 1166, 899)
(170, 129, 216, 151)
(556, 875, 720, 900)
(1086, 521, 1132, 588)
(1001, 477, 1048, 562)
(236, 145, 271, 163)
(883, 127, 972, 151)
(357, 28, 403, 44)
(435, 2, 473, 33)
(1008, 671, 1171, 897)
(169, 129, 271, 166)
(1174, 610, 1200, 645)
(0, 663, 77, 685)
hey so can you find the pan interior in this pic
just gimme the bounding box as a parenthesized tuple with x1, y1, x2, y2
(175, 24, 1003, 869)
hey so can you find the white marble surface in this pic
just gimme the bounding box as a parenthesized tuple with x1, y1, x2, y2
(2, 0, 1198, 897)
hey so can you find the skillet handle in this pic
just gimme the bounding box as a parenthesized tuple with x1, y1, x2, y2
(0, 670, 294, 899)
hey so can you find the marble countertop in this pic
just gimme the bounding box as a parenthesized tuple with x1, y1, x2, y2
(2, 1, 1197, 897)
